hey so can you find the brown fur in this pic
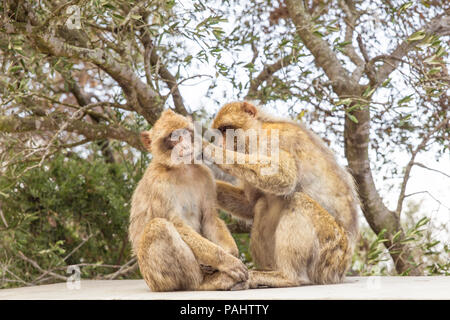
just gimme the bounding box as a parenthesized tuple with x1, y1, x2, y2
(129, 109, 248, 291)
(205, 101, 359, 288)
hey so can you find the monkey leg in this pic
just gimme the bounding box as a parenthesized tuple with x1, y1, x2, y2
(137, 218, 203, 292)
(256, 192, 350, 287)
(289, 193, 351, 284)
(197, 271, 248, 291)
(138, 217, 247, 291)
(171, 216, 248, 284)
(248, 198, 317, 289)
(248, 270, 310, 289)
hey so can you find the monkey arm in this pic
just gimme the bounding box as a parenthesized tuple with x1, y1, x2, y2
(170, 216, 225, 268)
(204, 142, 298, 195)
(170, 216, 248, 282)
(215, 180, 254, 221)
(201, 212, 239, 258)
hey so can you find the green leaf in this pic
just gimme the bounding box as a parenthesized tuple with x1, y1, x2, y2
(336, 41, 352, 47)
(112, 13, 124, 20)
(326, 25, 340, 32)
(398, 2, 413, 14)
(421, 0, 430, 8)
(382, 78, 391, 87)
(196, 17, 210, 29)
(415, 217, 430, 229)
(425, 240, 440, 249)
(435, 46, 446, 57)
(347, 103, 362, 112)
(399, 114, 411, 126)
(392, 231, 403, 242)
(9, 65, 22, 73)
(424, 56, 442, 65)
(428, 67, 441, 75)
(362, 86, 375, 98)
(103, 4, 116, 10)
(407, 30, 426, 42)
(347, 113, 359, 123)
(313, 31, 324, 37)
(398, 94, 413, 105)
(297, 109, 307, 120)
(335, 98, 352, 106)
(400, 237, 415, 244)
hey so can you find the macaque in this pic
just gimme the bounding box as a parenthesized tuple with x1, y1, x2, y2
(129, 109, 248, 291)
(203, 101, 359, 288)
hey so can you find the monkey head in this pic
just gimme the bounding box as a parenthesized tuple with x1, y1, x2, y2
(140, 109, 196, 166)
(211, 101, 261, 153)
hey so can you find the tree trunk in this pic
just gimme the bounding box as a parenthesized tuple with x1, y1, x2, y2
(285, 0, 421, 275)
(344, 108, 421, 275)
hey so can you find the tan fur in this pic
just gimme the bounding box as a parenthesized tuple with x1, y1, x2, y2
(129, 109, 248, 291)
(206, 101, 359, 288)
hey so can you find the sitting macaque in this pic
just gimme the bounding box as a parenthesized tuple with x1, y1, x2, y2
(203, 101, 359, 288)
(129, 109, 248, 291)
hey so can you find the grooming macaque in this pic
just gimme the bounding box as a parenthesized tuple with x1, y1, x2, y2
(129, 109, 248, 291)
(203, 101, 359, 288)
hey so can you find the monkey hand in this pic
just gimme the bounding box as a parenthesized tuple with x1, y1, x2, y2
(224, 246, 240, 258)
(200, 264, 216, 275)
(218, 255, 248, 283)
(230, 280, 250, 291)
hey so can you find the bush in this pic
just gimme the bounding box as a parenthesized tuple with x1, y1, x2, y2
(0, 151, 147, 288)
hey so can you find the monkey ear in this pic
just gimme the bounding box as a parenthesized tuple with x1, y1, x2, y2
(140, 130, 152, 152)
(242, 101, 257, 117)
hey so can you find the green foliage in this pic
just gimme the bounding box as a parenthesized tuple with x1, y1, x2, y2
(219, 210, 253, 268)
(351, 201, 449, 276)
(0, 151, 149, 288)
(233, 233, 253, 268)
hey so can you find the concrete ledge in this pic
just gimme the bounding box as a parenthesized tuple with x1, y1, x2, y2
(0, 277, 449, 300)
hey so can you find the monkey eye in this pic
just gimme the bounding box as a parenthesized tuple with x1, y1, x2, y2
(164, 135, 177, 149)
(164, 128, 193, 149)
(218, 125, 236, 134)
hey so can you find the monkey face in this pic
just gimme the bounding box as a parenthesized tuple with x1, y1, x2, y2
(141, 109, 197, 166)
(212, 101, 260, 153)
(165, 127, 195, 162)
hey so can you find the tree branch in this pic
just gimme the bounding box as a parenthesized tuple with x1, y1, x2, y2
(404, 191, 450, 210)
(61, 71, 117, 163)
(0, 202, 8, 228)
(285, 0, 357, 93)
(339, 0, 365, 69)
(140, 31, 188, 115)
(413, 162, 450, 179)
(373, 14, 450, 87)
(20, 1, 159, 123)
(17, 251, 67, 282)
(101, 258, 138, 280)
(0, 114, 145, 151)
(31, 30, 162, 124)
(396, 117, 449, 216)
(245, 54, 294, 99)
